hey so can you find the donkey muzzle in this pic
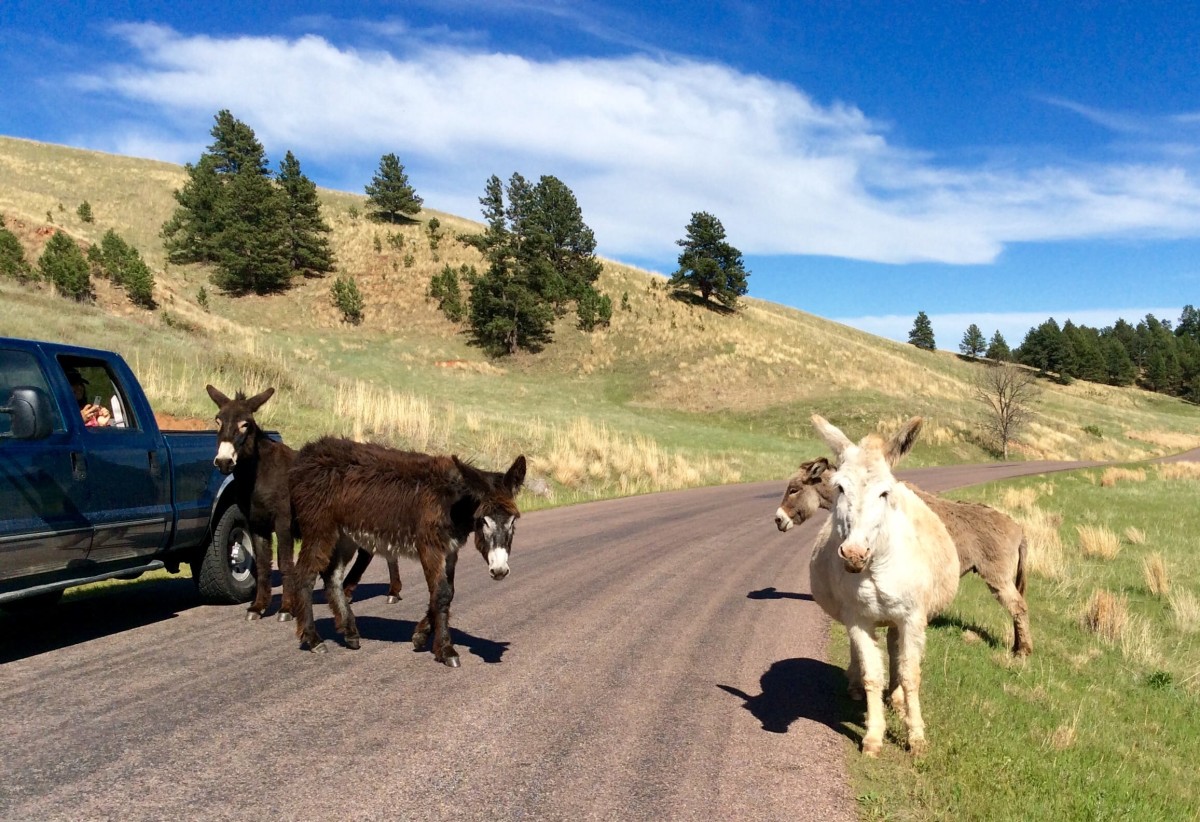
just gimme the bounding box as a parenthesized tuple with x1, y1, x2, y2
(773, 507, 794, 532)
(838, 543, 869, 573)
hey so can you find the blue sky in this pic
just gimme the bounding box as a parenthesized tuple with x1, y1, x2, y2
(2, 1, 1198, 348)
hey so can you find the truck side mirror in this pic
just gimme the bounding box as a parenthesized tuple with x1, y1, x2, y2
(1, 386, 54, 440)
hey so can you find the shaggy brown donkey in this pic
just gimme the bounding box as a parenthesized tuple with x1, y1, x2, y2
(206, 387, 401, 620)
(289, 436, 526, 665)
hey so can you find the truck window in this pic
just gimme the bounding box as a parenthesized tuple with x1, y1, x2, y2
(0, 348, 65, 435)
(55, 356, 139, 431)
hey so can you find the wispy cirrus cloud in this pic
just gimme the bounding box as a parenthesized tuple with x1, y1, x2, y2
(69, 23, 1200, 267)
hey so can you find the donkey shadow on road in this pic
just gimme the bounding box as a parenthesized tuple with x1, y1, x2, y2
(718, 657, 861, 743)
(315, 613, 511, 663)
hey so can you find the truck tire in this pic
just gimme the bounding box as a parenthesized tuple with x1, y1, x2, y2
(195, 504, 257, 604)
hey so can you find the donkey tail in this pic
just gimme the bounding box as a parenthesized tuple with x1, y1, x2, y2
(1015, 536, 1028, 596)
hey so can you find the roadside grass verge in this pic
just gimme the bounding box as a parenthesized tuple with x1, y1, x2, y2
(843, 464, 1200, 821)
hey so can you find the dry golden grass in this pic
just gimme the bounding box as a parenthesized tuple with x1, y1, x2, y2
(1100, 467, 1147, 487)
(1142, 553, 1170, 597)
(335, 380, 450, 453)
(1015, 506, 1066, 579)
(1000, 487, 1040, 512)
(1082, 589, 1129, 644)
(1077, 524, 1122, 560)
(1125, 429, 1200, 451)
(1169, 589, 1200, 634)
(1118, 615, 1161, 668)
(534, 417, 741, 495)
(1156, 461, 1200, 481)
(1124, 526, 1147, 545)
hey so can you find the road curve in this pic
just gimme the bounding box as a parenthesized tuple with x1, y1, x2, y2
(0, 456, 1179, 821)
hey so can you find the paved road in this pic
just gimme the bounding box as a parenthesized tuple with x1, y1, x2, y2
(1, 455, 1190, 821)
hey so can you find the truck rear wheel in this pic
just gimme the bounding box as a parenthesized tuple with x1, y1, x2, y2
(195, 504, 257, 604)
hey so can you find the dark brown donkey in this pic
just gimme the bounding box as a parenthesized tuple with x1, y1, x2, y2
(206, 387, 402, 620)
(774, 456, 1032, 656)
(288, 436, 526, 665)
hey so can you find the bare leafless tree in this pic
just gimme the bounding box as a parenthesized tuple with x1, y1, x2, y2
(973, 362, 1040, 459)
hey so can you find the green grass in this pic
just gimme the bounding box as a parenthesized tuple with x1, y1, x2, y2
(844, 465, 1200, 821)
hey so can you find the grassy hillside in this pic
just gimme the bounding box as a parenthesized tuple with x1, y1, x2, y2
(3, 135, 1199, 506)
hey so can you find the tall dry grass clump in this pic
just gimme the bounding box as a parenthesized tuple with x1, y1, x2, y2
(1142, 553, 1171, 597)
(1124, 526, 1146, 545)
(1000, 487, 1039, 512)
(1077, 524, 1122, 560)
(535, 417, 740, 494)
(1014, 506, 1066, 579)
(1168, 589, 1200, 634)
(1082, 589, 1129, 644)
(335, 380, 448, 452)
(1100, 467, 1146, 487)
(1157, 461, 1200, 481)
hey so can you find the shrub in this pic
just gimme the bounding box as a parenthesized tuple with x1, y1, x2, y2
(330, 275, 364, 325)
(77, 201, 94, 223)
(0, 222, 33, 282)
(429, 264, 467, 322)
(38, 230, 92, 301)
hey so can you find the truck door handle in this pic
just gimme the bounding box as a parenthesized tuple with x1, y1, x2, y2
(71, 452, 87, 481)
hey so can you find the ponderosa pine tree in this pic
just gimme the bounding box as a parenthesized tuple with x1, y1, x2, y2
(277, 151, 335, 277)
(960, 323, 986, 359)
(211, 166, 292, 294)
(91, 229, 155, 308)
(908, 311, 936, 351)
(365, 153, 423, 222)
(162, 111, 326, 293)
(669, 211, 749, 309)
(461, 172, 609, 354)
(986, 330, 1011, 361)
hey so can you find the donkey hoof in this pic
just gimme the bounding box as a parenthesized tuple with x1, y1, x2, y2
(862, 739, 882, 757)
(309, 641, 328, 655)
(345, 637, 361, 650)
(441, 654, 461, 668)
(387, 595, 401, 604)
(246, 611, 263, 622)
(277, 611, 294, 623)
(908, 737, 928, 756)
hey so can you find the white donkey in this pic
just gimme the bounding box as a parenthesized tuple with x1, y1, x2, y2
(809, 414, 959, 756)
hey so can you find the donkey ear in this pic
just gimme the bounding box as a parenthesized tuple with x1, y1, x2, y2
(453, 456, 493, 496)
(806, 457, 831, 481)
(885, 417, 923, 466)
(205, 384, 230, 408)
(246, 387, 276, 413)
(811, 415, 853, 457)
(504, 455, 527, 494)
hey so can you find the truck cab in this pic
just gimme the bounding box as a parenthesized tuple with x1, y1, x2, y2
(1, 338, 255, 606)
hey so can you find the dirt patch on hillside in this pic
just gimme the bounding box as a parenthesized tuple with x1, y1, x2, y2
(156, 412, 211, 431)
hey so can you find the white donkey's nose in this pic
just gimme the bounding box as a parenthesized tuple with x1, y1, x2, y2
(774, 507, 794, 531)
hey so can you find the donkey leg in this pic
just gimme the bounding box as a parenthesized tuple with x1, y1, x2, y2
(341, 547, 373, 603)
(885, 625, 907, 716)
(247, 533, 273, 621)
(896, 619, 929, 754)
(275, 521, 296, 622)
(386, 557, 403, 603)
(847, 621, 886, 757)
(418, 553, 458, 666)
(324, 553, 360, 650)
(988, 580, 1033, 657)
(293, 569, 325, 653)
(845, 627, 865, 701)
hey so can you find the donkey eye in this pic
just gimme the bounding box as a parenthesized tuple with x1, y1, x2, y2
(880, 490, 890, 500)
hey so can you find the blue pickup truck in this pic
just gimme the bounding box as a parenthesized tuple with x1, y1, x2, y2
(0, 337, 256, 607)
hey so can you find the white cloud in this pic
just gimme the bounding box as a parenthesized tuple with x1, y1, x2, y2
(70, 24, 1200, 266)
(837, 307, 1184, 348)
